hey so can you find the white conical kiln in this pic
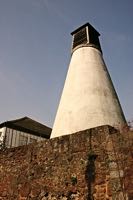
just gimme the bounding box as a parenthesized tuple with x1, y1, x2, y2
(51, 23, 126, 138)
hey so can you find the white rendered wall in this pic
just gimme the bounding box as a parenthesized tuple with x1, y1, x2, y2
(51, 46, 126, 138)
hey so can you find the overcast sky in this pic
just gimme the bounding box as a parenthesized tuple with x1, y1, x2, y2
(0, 0, 133, 127)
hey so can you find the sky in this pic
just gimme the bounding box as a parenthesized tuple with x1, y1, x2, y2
(0, 0, 133, 127)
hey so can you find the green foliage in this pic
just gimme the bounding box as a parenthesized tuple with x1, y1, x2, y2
(0, 135, 7, 152)
(71, 175, 77, 185)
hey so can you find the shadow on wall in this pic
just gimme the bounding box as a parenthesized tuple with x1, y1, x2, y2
(85, 152, 97, 200)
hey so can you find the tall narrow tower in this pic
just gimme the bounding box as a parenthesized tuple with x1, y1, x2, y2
(51, 23, 126, 138)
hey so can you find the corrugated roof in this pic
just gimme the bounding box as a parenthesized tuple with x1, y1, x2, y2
(0, 117, 51, 139)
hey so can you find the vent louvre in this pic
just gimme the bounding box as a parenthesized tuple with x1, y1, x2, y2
(72, 27, 87, 49)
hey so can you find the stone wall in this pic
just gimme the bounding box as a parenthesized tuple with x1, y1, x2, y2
(0, 125, 133, 200)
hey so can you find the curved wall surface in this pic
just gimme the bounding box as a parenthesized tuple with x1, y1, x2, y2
(51, 46, 126, 138)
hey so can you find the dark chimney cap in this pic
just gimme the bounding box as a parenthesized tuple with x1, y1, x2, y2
(71, 22, 100, 36)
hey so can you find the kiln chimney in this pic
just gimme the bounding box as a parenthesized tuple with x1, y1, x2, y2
(51, 23, 126, 138)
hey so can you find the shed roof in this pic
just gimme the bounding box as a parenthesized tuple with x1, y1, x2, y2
(0, 117, 51, 139)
